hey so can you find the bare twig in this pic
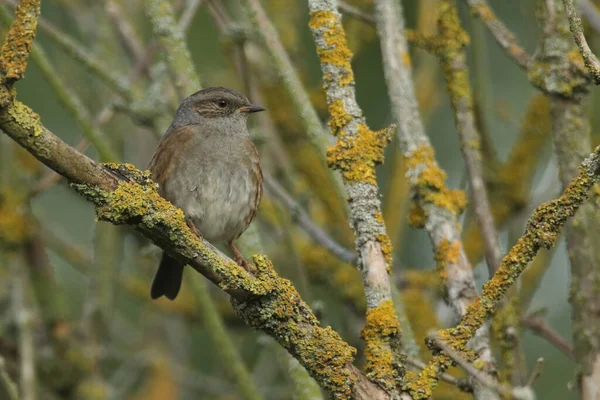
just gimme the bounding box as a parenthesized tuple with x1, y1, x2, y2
(243, 0, 345, 200)
(264, 176, 356, 264)
(432, 335, 534, 400)
(105, 0, 146, 64)
(464, 0, 530, 69)
(0, 354, 20, 400)
(10, 255, 36, 400)
(578, 0, 600, 34)
(338, 1, 374, 24)
(520, 316, 574, 359)
(526, 358, 544, 387)
(178, 0, 203, 32)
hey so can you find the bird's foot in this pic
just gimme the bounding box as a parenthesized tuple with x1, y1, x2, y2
(186, 218, 203, 239)
(229, 242, 255, 273)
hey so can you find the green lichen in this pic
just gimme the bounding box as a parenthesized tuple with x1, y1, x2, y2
(7, 99, 43, 137)
(490, 298, 519, 384)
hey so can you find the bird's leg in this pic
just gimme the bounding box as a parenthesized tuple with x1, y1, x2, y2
(229, 241, 253, 272)
(186, 218, 203, 239)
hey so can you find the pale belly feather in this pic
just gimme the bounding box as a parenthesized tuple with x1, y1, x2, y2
(162, 141, 258, 243)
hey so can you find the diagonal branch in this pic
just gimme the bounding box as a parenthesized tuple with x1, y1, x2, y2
(410, 144, 600, 397)
(562, 0, 600, 84)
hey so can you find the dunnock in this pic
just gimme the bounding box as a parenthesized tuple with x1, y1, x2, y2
(148, 87, 264, 300)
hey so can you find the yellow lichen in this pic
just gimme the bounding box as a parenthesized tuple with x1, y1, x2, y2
(326, 124, 392, 185)
(0, 0, 40, 82)
(407, 204, 426, 228)
(360, 300, 403, 390)
(404, 145, 468, 216)
(376, 233, 393, 273)
(434, 239, 461, 270)
(0, 188, 31, 245)
(328, 99, 352, 132)
(402, 51, 411, 67)
(309, 10, 354, 86)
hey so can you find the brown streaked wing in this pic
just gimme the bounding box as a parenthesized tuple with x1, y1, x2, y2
(148, 126, 196, 197)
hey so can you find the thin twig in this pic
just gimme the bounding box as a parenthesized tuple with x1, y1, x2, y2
(178, 0, 203, 32)
(105, 0, 146, 65)
(0, 0, 133, 100)
(526, 358, 544, 387)
(464, 0, 531, 69)
(438, 0, 502, 277)
(190, 277, 264, 400)
(338, 1, 374, 24)
(143, 0, 202, 98)
(562, 0, 600, 83)
(264, 176, 356, 264)
(520, 316, 574, 359)
(0, 354, 20, 400)
(243, 0, 346, 201)
(432, 335, 534, 400)
(10, 256, 36, 400)
(407, 356, 472, 393)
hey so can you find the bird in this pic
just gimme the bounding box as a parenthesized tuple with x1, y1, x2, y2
(148, 87, 265, 300)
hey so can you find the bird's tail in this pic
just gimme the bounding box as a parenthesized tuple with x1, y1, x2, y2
(150, 252, 184, 300)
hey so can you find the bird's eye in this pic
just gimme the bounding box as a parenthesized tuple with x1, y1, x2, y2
(217, 99, 227, 108)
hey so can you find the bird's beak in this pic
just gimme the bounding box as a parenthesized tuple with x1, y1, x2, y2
(237, 104, 265, 113)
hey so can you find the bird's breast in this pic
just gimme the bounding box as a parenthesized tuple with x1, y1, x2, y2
(161, 136, 262, 243)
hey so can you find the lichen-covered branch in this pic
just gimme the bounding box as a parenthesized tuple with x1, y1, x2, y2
(372, 1, 496, 396)
(437, 0, 501, 278)
(0, 7, 393, 397)
(562, 0, 600, 84)
(0, 98, 391, 399)
(530, 2, 600, 398)
(408, 144, 600, 398)
(0, 0, 38, 82)
(307, 0, 404, 392)
(464, 0, 530, 69)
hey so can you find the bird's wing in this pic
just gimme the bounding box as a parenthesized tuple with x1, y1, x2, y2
(148, 125, 197, 197)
